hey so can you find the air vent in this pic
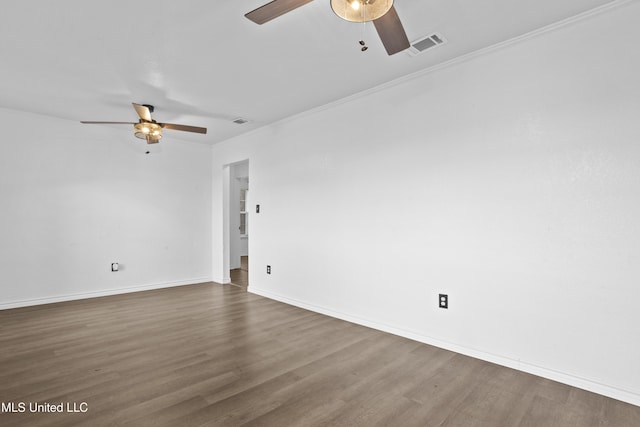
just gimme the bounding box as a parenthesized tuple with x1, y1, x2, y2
(408, 33, 446, 56)
(232, 118, 249, 125)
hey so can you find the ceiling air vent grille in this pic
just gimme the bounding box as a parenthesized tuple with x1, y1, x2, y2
(408, 33, 446, 56)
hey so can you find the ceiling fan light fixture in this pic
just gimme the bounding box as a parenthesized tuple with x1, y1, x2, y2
(134, 122, 163, 144)
(331, 0, 393, 23)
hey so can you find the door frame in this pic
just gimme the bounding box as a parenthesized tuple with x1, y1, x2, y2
(222, 159, 249, 285)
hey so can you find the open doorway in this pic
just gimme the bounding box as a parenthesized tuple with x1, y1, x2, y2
(228, 160, 249, 288)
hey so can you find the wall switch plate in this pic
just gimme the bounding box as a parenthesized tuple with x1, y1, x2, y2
(439, 294, 448, 309)
(256, 204, 260, 213)
(266, 265, 271, 274)
(111, 263, 119, 272)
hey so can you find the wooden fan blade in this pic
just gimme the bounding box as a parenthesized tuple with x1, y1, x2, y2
(80, 121, 136, 125)
(245, 0, 314, 24)
(132, 103, 152, 121)
(161, 123, 207, 134)
(373, 6, 410, 56)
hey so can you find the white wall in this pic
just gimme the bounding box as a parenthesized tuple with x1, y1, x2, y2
(210, 2, 640, 405)
(0, 109, 213, 308)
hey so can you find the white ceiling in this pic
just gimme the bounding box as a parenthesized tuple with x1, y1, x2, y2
(0, 0, 617, 145)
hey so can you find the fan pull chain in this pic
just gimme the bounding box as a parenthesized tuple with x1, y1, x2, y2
(359, 2, 368, 51)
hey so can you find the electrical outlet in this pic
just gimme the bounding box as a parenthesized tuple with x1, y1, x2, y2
(439, 294, 448, 309)
(266, 265, 271, 274)
(256, 204, 260, 213)
(111, 263, 119, 272)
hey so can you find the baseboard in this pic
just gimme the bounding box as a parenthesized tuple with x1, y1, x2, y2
(249, 286, 640, 407)
(0, 277, 214, 310)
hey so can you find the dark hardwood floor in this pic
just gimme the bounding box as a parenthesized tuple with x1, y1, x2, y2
(1, 282, 638, 426)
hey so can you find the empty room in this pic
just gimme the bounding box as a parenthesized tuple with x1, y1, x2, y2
(1, 0, 639, 426)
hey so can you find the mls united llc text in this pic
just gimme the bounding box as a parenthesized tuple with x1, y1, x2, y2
(2, 401, 88, 413)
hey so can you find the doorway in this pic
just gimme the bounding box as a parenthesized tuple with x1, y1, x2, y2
(227, 160, 249, 288)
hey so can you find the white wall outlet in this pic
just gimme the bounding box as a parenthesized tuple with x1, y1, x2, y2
(439, 294, 448, 309)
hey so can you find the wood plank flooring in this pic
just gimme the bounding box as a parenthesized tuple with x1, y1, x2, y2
(230, 256, 248, 288)
(1, 282, 639, 426)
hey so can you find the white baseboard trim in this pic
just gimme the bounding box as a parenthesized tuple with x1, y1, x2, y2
(249, 286, 640, 407)
(0, 277, 214, 310)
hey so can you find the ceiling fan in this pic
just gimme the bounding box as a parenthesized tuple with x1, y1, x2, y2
(81, 103, 207, 144)
(245, 0, 410, 55)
